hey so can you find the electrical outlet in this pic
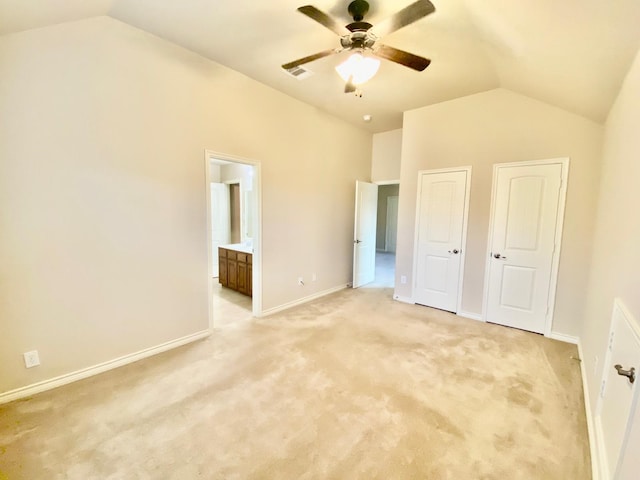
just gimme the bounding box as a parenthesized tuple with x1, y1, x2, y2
(401, 275, 407, 284)
(312, 273, 317, 282)
(24, 350, 40, 368)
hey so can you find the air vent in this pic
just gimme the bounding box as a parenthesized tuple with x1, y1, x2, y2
(284, 66, 313, 80)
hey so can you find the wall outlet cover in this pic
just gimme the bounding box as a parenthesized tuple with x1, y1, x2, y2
(24, 350, 40, 368)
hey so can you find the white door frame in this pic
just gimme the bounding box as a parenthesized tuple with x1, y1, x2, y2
(411, 166, 472, 314)
(482, 157, 569, 337)
(204, 150, 262, 330)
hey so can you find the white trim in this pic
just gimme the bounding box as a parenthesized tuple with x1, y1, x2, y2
(577, 339, 601, 480)
(411, 166, 472, 314)
(0, 330, 210, 405)
(482, 157, 570, 336)
(260, 284, 349, 317)
(393, 295, 415, 304)
(457, 311, 484, 322)
(548, 332, 579, 345)
(205, 150, 263, 322)
(456, 168, 472, 314)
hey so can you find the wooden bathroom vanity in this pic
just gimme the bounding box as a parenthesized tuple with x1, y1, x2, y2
(218, 244, 252, 297)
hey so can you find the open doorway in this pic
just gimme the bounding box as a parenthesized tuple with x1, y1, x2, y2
(374, 182, 399, 288)
(205, 151, 261, 329)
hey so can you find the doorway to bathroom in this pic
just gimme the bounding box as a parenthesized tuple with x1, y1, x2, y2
(205, 151, 261, 328)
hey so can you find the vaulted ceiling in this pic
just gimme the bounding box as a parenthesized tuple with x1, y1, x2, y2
(2, 0, 640, 132)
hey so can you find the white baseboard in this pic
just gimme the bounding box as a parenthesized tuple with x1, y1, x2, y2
(260, 284, 349, 317)
(457, 311, 483, 322)
(548, 332, 579, 344)
(0, 330, 211, 405)
(393, 295, 414, 304)
(577, 340, 600, 480)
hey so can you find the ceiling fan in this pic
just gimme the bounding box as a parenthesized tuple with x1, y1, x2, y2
(282, 0, 436, 93)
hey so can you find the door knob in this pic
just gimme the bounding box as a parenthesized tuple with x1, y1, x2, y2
(493, 253, 507, 259)
(615, 364, 636, 384)
(354, 239, 362, 244)
(448, 249, 460, 254)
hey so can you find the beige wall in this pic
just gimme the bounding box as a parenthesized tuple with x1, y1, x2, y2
(375, 184, 400, 251)
(396, 89, 603, 336)
(0, 17, 371, 394)
(371, 129, 402, 182)
(581, 49, 640, 410)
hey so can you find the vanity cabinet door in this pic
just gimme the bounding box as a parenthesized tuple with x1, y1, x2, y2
(237, 261, 248, 295)
(228, 259, 237, 289)
(218, 248, 228, 286)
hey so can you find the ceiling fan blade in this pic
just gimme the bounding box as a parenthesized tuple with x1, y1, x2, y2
(298, 5, 347, 36)
(373, 44, 431, 71)
(373, 0, 435, 38)
(344, 76, 357, 94)
(282, 49, 339, 70)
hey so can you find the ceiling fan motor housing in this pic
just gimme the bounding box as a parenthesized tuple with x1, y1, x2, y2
(341, 31, 377, 50)
(348, 0, 370, 21)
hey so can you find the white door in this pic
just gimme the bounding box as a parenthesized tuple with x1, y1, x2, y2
(485, 162, 564, 334)
(596, 300, 640, 480)
(385, 196, 398, 253)
(414, 170, 469, 312)
(211, 182, 230, 277)
(353, 181, 378, 288)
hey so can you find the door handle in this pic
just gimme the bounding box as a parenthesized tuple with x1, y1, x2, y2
(615, 364, 636, 384)
(448, 249, 460, 254)
(354, 239, 362, 244)
(493, 253, 507, 259)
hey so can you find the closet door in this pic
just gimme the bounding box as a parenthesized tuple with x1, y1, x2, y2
(414, 169, 470, 312)
(485, 161, 565, 334)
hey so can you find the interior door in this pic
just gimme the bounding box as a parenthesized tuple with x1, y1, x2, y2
(596, 300, 640, 480)
(385, 196, 399, 253)
(485, 163, 563, 334)
(353, 181, 378, 288)
(414, 170, 468, 312)
(211, 182, 230, 277)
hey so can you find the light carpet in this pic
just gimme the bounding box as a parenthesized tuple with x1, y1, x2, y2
(0, 287, 590, 479)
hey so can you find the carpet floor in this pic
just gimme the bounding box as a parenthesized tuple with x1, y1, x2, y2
(0, 287, 591, 479)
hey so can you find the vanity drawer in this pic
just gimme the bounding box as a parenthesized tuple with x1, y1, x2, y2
(237, 252, 248, 263)
(226, 250, 237, 261)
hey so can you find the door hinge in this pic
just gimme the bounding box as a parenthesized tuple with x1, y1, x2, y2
(609, 331, 615, 351)
(600, 379, 606, 398)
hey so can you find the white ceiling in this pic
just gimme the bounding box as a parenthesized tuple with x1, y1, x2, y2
(2, 0, 640, 132)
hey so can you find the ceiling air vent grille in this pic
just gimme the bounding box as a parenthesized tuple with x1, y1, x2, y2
(284, 66, 313, 80)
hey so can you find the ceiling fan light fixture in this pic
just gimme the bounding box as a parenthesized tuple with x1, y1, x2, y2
(335, 53, 380, 85)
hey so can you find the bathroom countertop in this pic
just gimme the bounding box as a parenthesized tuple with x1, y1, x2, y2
(219, 243, 253, 254)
